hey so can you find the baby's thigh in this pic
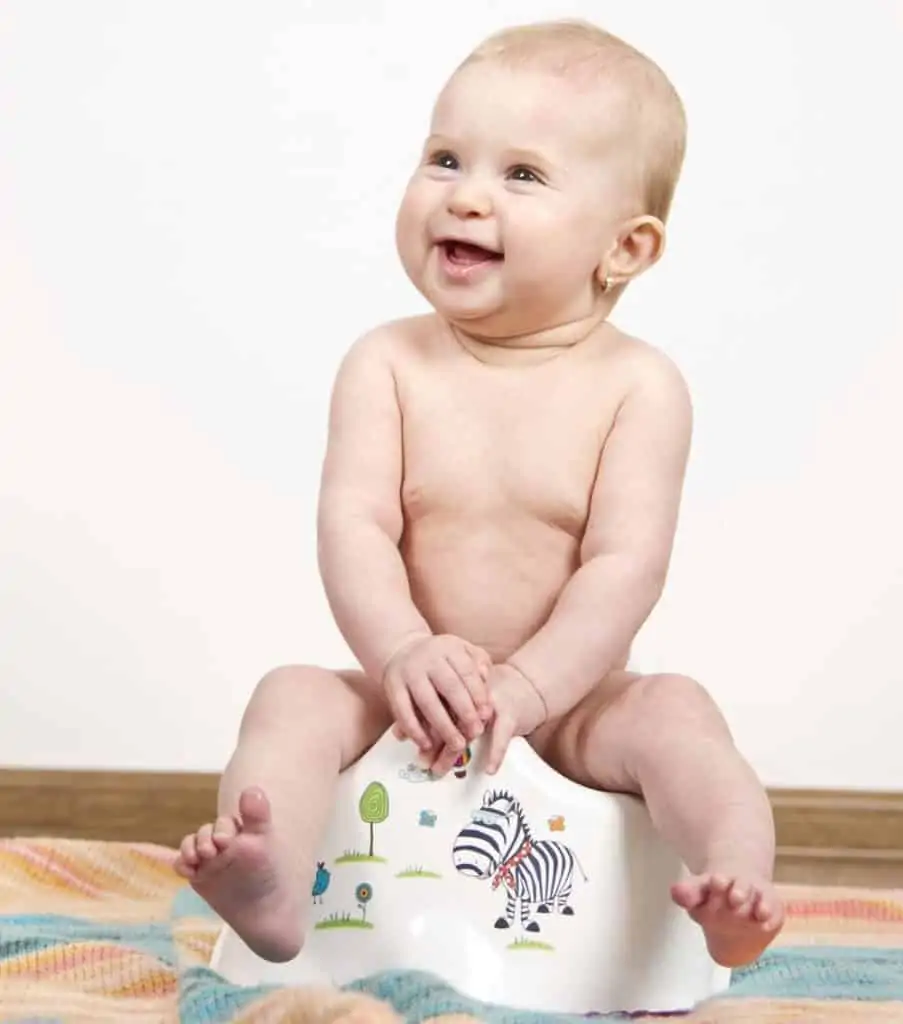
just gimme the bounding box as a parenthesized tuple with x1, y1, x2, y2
(528, 671, 726, 795)
(528, 670, 644, 793)
(241, 665, 393, 770)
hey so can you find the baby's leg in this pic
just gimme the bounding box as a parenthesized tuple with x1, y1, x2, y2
(174, 665, 391, 962)
(532, 672, 783, 968)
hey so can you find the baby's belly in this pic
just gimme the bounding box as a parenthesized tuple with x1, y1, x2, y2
(400, 516, 580, 662)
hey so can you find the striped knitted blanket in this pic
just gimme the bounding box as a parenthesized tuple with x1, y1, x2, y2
(0, 837, 902, 1022)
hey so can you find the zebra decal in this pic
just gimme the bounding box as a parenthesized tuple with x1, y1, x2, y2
(452, 789, 587, 933)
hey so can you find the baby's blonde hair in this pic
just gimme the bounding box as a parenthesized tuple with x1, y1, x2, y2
(458, 20, 687, 223)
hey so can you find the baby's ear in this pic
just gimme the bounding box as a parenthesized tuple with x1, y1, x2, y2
(600, 215, 666, 288)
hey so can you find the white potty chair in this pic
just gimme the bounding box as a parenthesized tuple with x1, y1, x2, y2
(211, 729, 730, 1016)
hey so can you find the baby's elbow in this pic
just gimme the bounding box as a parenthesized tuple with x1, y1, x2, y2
(317, 493, 402, 551)
(615, 549, 671, 605)
(636, 557, 670, 603)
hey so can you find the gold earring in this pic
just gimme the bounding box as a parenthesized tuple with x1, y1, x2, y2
(601, 274, 614, 293)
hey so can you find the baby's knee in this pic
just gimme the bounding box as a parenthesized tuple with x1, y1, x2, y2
(632, 672, 732, 738)
(241, 665, 344, 732)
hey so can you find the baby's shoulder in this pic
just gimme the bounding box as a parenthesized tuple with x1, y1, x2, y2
(344, 314, 439, 365)
(589, 325, 691, 403)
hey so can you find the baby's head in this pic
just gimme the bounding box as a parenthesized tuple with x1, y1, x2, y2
(395, 20, 687, 340)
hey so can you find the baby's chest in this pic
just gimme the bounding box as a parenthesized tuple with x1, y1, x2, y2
(400, 385, 608, 529)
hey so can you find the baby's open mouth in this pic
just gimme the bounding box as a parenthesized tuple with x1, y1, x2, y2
(441, 240, 504, 265)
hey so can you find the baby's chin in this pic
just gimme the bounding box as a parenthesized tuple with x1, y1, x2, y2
(422, 288, 509, 330)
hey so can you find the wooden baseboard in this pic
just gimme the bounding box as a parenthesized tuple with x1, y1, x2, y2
(0, 768, 218, 849)
(0, 769, 900, 888)
(770, 788, 903, 886)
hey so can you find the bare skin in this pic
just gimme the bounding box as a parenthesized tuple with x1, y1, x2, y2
(174, 317, 784, 968)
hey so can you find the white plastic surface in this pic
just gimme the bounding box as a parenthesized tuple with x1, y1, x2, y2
(210, 729, 730, 1016)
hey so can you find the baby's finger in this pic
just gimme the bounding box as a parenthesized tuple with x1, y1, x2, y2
(465, 643, 493, 679)
(467, 648, 495, 721)
(485, 713, 514, 775)
(431, 741, 463, 777)
(431, 661, 483, 739)
(409, 677, 466, 752)
(415, 723, 444, 768)
(386, 680, 431, 752)
(446, 650, 491, 713)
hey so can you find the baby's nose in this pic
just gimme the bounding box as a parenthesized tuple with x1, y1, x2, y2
(446, 177, 493, 218)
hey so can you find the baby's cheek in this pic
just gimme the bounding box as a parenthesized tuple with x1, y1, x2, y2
(396, 182, 431, 230)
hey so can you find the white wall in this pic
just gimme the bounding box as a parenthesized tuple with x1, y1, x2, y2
(1, 1, 900, 787)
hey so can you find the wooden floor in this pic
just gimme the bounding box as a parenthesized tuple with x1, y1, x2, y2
(0, 769, 900, 888)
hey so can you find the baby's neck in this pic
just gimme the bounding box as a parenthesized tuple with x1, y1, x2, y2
(448, 311, 611, 367)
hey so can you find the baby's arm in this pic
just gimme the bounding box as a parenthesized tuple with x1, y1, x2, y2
(507, 351, 693, 719)
(317, 329, 489, 751)
(317, 329, 431, 681)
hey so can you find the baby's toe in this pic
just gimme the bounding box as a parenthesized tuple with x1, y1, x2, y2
(179, 832, 200, 868)
(727, 882, 749, 909)
(730, 882, 763, 918)
(709, 874, 731, 896)
(741, 885, 763, 917)
(704, 875, 730, 911)
(735, 885, 763, 919)
(672, 874, 710, 910)
(195, 823, 218, 860)
(173, 855, 195, 879)
(212, 814, 238, 851)
(755, 891, 783, 929)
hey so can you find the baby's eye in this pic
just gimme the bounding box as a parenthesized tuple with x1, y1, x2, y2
(429, 150, 459, 170)
(508, 165, 542, 184)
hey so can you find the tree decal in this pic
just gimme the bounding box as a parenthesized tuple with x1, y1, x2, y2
(358, 781, 389, 858)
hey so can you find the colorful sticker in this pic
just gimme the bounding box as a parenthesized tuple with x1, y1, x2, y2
(314, 879, 377, 931)
(548, 815, 566, 832)
(451, 789, 588, 938)
(398, 746, 471, 783)
(358, 781, 390, 857)
(453, 745, 472, 778)
(355, 882, 374, 922)
(398, 762, 434, 783)
(395, 864, 442, 879)
(334, 780, 390, 864)
(311, 861, 331, 903)
(419, 809, 437, 827)
(508, 936, 555, 952)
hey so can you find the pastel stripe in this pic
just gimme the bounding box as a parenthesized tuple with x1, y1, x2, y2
(0, 942, 177, 994)
(0, 845, 106, 897)
(783, 897, 903, 922)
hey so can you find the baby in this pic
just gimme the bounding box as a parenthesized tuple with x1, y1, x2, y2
(174, 20, 785, 971)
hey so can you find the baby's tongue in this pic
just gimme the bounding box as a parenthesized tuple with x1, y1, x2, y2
(448, 241, 497, 264)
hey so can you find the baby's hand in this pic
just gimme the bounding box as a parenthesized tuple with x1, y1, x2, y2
(382, 634, 493, 755)
(426, 662, 548, 777)
(484, 662, 548, 774)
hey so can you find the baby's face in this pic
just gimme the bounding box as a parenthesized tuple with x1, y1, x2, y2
(396, 60, 642, 337)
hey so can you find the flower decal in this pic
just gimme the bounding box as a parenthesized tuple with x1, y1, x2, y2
(355, 881, 373, 921)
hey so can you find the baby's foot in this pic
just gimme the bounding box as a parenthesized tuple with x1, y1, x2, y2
(671, 873, 785, 967)
(173, 786, 301, 962)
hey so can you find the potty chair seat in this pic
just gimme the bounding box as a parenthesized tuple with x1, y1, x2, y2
(210, 729, 730, 1016)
